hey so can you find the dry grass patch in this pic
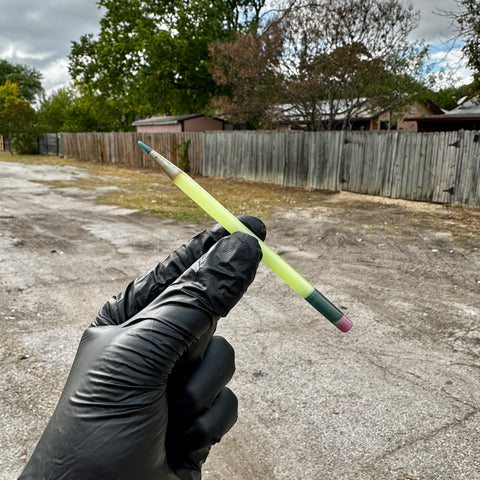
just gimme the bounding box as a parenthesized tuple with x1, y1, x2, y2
(0, 152, 334, 222)
(2, 152, 479, 244)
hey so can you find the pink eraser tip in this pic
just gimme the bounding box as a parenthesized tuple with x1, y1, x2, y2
(336, 315, 353, 332)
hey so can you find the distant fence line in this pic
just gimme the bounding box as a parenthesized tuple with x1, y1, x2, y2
(50, 130, 480, 208)
(59, 132, 203, 174)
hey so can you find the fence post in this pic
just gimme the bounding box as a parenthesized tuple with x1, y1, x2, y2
(338, 130, 346, 192)
(452, 130, 465, 205)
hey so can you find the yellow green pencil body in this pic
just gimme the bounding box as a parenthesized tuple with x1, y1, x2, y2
(138, 141, 352, 332)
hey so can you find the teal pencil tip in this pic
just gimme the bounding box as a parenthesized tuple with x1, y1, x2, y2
(138, 141, 152, 154)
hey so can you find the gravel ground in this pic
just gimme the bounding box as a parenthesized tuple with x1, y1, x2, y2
(1, 159, 479, 480)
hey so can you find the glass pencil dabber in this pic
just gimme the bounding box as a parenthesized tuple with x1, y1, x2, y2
(138, 141, 352, 333)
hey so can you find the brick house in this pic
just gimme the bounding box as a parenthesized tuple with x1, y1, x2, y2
(405, 97, 480, 132)
(277, 100, 443, 131)
(375, 100, 444, 132)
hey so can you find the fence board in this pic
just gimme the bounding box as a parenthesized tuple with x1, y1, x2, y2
(454, 131, 480, 206)
(306, 132, 340, 191)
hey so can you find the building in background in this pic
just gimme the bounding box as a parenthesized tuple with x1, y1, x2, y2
(406, 97, 480, 132)
(132, 114, 226, 133)
(276, 100, 443, 131)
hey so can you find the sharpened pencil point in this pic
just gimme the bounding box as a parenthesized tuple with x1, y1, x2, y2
(138, 141, 152, 154)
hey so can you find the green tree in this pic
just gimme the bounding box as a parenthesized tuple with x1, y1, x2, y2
(62, 89, 123, 132)
(37, 87, 124, 133)
(37, 88, 73, 132)
(417, 83, 473, 112)
(0, 81, 37, 154)
(0, 59, 43, 103)
(0, 80, 23, 111)
(366, 45, 430, 130)
(68, 0, 267, 129)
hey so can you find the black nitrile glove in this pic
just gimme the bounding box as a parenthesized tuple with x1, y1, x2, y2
(19, 215, 266, 480)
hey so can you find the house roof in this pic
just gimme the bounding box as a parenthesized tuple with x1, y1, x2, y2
(447, 97, 480, 116)
(407, 97, 480, 122)
(132, 114, 205, 126)
(279, 99, 377, 120)
(279, 99, 442, 124)
(419, 100, 444, 115)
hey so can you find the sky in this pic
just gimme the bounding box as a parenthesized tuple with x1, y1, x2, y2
(0, 0, 474, 98)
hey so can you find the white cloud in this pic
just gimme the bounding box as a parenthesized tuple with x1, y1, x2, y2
(41, 58, 71, 96)
(0, 45, 53, 62)
(409, 0, 460, 42)
(428, 44, 474, 88)
(0, 0, 103, 95)
(406, 0, 474, 88)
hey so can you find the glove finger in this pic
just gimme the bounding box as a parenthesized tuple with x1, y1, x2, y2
(93, 215, 266, 327)
(157, 231, 263, 318)
(153, 214, 266, 290)
(124, 232, 262, 381)
(166, 336, 235, 474)
(173, 448, 210, 480)
(169, 387, 238, 460)
(169, 336, 235, 430)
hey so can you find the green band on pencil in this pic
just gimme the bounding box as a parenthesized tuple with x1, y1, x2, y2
(138, 141, 352, 332)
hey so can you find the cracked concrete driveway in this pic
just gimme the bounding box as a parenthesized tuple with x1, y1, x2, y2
(1, 159, 479, 479)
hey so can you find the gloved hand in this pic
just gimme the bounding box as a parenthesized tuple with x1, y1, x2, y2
(19, 215, 266, 480)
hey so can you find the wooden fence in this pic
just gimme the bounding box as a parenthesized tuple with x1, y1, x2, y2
(203, 131, 343, 191)
(204, 130, 480, 207)
(61, 132, 203, 173)
(59, 130, 480, 208)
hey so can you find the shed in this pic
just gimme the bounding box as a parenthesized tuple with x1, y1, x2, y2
(132, 114, 225, 133)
